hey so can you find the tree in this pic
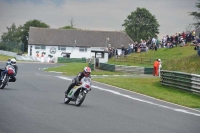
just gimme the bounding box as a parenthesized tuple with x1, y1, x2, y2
(186, 24, 193, 32)
(59, 26, 77, 29)
(0, 23, 23, 52)
(21, 19, 50, 52)
(1, 23, 22, 43)
(189, 0, 200, 28)
(59, 18, 77, 30)
(122, 7, 160, 42)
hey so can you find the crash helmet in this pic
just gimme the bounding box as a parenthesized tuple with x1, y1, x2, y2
(10, 58, 16, 65)
(6, 58, 11, 66)
(157, 59, 161, 62)
(83, 67, 91, 77)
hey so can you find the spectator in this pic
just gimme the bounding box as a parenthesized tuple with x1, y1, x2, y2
(151, 37, 157, 50)
(146, 37, 151, 48)
(121, 45, 125, 56)
(195, 43, 200, 57)
(162, 36, 167, 47)
(134, 42, 138, 52)
(127, 43, 131, 54)
(153, 59, 160, 76)
(186, 31, 190, 44)
(130, 42, 134, 53)
(158, 59, 162, 77)
(114, 48, 118, 58)
(191, 36, 199, 46)
(182, 31, 186, 40)
(175, 33, 179, 47)
(179, 36, 185, 47)
(192, 30, 196, 41)
(156, 38, 161, 48)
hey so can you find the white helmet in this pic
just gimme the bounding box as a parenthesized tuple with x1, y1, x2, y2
(10, 58, 16, 65)
(158, 59, 161, 62)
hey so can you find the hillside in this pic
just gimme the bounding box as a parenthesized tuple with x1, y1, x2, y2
(108, 45, 200, 74)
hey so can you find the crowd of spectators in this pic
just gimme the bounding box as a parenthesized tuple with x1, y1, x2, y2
(161, 30, 196, 48)
(107, 37, 161, 58)
(106, 30, 199, 58)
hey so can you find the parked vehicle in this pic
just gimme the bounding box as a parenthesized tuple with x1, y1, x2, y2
(64, 77, 91, 106)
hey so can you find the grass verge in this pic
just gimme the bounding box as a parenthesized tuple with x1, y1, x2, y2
(0, 54, 15, 61)
(45, 63, 126, 76)
(92, 77, 200, 108)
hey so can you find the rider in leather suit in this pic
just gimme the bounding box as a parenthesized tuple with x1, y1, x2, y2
(65, 66, 91, 97)
(1, 58, 18, 82)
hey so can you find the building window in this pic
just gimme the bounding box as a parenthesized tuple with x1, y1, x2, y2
(79, 47, 87, 52)
(58, 46, 66, 51)
(41, 46, 46, 49)
(35, 45, 46, 50)
(96, 52, 104, 58)
(35, 46, 40, 49)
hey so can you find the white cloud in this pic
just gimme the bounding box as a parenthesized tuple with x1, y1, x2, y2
(0, 0, 197, 39)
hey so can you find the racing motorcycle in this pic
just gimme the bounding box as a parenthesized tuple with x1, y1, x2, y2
(0, 65, 16, 89)
(64, 77, 91, 106)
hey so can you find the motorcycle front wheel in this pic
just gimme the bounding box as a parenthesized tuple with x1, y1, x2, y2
(75, 92, 86, 106)
(64, 97, 71, 104)
(0, 76, 8, 89)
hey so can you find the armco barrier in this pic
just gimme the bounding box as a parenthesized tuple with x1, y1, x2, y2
(57, 57, 86, 63)
(160, 70, 200, 94)
(99, 63, 153, 74)
(100, 63, 115, 72)
(88, 63, 94, 70)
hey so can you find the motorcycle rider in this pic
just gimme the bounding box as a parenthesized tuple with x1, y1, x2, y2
(6, 58, 11, 65)
(65, 66, 91, 98)
(1, 58, 18, 82)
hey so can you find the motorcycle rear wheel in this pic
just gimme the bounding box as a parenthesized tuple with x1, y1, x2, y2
(75, 92, 86, 106)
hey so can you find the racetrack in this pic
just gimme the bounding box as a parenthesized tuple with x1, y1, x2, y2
(0, 62, 199, 133)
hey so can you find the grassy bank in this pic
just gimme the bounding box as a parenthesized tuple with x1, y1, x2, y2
(108, 46, 200, 74)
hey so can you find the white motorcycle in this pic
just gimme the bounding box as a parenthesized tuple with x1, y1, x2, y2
(64, 77, 91, 106)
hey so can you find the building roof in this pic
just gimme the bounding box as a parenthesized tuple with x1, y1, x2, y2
(28, 27, 133, 48)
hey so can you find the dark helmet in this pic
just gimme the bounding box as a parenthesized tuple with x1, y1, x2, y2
(83, 67, 91, 77)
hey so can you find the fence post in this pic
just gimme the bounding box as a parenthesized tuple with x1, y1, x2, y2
(22, 43, 24, 54)
(8, 41, 10, 51)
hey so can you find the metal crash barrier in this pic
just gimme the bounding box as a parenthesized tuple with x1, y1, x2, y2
(160, 70, 200, 94)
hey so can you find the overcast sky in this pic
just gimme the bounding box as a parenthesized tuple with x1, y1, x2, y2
(0, 0, 198, 39)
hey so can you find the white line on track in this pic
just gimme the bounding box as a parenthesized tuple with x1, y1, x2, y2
(47, 75, 200, 117)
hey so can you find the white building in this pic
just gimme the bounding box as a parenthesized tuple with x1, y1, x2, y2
(28, 27, 133, 63)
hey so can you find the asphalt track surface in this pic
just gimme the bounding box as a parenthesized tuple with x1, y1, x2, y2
(0, 62, 199, 133)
